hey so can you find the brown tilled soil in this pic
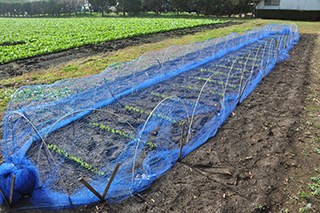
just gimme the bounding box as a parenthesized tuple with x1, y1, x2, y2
(0, 27, 317, 212)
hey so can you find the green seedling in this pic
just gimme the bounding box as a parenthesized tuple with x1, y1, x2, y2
(147, 142, 156, 148)
(314, 147, 320, 154)
(286, 200, 295, 204)
(280, 208, 289, 213)
(256, 204, 263, 211)
(298, 190, 310, 202)
(265, 123, 277, 128)
(299, 207, 307, 213)
(306, 121, 312, 126)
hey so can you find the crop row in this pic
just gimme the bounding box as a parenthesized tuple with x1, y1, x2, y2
(173, 83, 224, 97)
(90, 122, 134, 139)
(219, 59, 261, 67)
(151, 91, 210, 110)
(189, 76, 238, 89)
(234, 56, 263, 61)
(0, 18, 227, 64)
(125, 105, 184, 126)
(47, 144, 105, 176)
(200, 68, 246, 78)
(89, 122, 156, 148)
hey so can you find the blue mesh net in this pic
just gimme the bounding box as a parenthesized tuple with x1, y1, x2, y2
(0, 23, 299, 209)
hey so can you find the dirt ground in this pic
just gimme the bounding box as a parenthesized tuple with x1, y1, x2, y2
(0, 26, 318, 212)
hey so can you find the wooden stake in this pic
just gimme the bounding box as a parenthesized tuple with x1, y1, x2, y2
(79, 178, 105, 202)
(177, 123, 185, 162)
(9, 174, 15, 206)
(102, 163, 121, 198)
(0, 186, 10, 208)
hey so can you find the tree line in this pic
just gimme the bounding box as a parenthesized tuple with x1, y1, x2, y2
(0, 0, 260, 17)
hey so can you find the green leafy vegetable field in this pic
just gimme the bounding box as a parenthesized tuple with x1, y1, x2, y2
(0, 18, 228, 64)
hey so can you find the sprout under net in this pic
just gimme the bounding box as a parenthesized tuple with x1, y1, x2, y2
(0, 24, 300, 209)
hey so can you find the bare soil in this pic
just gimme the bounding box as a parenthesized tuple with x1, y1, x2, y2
(0, 27, 317, 212)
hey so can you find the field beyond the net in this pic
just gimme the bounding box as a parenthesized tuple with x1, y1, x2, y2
(0, 17, 228, 64)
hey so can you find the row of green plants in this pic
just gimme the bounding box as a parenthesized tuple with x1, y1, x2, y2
(219, 55, 262, 63)
(219, 58, 261, 67)
(173, 83, 224, 97)
(0, 18, 227, 64)
(90, 122, 134, 139)
(89, 122, 156, 148)
(47, 144, 105, 176)
(125, 105, 184, 126)
(189, 76, 238, 89)
(150, 91, 210, 110)
(200, 68, 245, 78)
(211, 63, 255, 72)
(234, 56, 263, 61)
